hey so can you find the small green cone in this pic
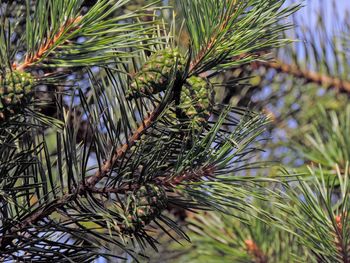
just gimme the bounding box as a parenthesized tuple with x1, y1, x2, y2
(122, 184, 167, 234)
(176, 76, 215, 132)
(0, 70, 35, 121)
(127, 48, 185, 99)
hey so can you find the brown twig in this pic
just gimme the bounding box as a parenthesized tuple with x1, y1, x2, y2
(245, 239, 268, 263)
(82, 110, 158, 190)
(14, 16, 82, 71)
(161, 165, 216, 187)
(90, 164, 216, 198)
(253, 60, 350, 93)
(334, 214, 350, 263)
(189, 0, 237, 73)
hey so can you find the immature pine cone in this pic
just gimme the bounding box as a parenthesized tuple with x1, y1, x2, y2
(176, 76, 215, 131)
(122, 184, 167, 234)
(128, 48, 215, 131)
(0, 70, 34, 120)
(127, 48, 185, 99)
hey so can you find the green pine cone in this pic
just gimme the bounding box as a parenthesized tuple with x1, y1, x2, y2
(122, 184, 167, 234)
(0, 70, 35, 120)
(176, 76, 215, 131)
(127, 48, 185, 99)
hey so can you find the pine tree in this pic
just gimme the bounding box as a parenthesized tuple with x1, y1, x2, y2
(7, 0, 350, 262)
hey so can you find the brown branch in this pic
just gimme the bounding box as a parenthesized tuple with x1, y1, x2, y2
(90, 165, 217, 194)
(253, 60, 350, 93)
(91, 165, 216, 196)
(334, 214, 350, 263)
(161, 165, 216, 187)
(245, 239, 268, 263)
(82, 110, 158, 190)
(14, 16, 82, 71)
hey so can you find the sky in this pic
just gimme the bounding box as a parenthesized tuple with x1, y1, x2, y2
(295, 0, 350, 26)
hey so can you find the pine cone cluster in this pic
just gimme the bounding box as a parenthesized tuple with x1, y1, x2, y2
(129, 48, 215, 131)
(127, 47, 185, 98)
(122, 184, 167, 233)
(0, 70, 34, 120)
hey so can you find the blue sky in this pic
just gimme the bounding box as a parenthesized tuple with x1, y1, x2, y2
(295, 0, 350, 26)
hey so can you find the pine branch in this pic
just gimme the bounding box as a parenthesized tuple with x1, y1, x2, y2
(0, 107, 163, 250)
(253, 60, 350, 93)
(0, 105, 266, 253)
(169, 197, 309, 263)
(89, 165, 216, 193)
(10, 0, 158, 70)
(181, 0, 299, 75)
(272, 165, 350, 263)
(82, 109, 160, 190)
(293, 105, 350, 179)
(188, 0, 237, 74)
(15, 16, 83, 71)
(0, 194, 75, 250)
(0, 0, 301, 259)
(0, 73, 177, 250)
(161, 165, 215, 187)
